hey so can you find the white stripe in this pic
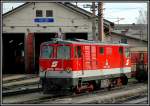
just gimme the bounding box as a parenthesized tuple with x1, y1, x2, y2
(39, 67, 131, 78)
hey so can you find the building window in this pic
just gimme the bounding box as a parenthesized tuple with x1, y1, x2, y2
(36, 10, 43, 17)
(99, 47, 104, 54)
(46, 10, 53, 17)
(121, 38, 127, 44)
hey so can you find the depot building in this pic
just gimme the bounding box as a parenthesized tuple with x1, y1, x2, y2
(2, 2, 114, 74)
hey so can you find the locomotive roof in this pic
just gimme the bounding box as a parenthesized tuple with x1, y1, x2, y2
(41, 39, 129, 46)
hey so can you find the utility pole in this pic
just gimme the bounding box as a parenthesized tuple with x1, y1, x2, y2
(91, 2, 96, 41)
(75, 2, 78, 7)
(98, 2, 104, 42)
(83, 3, 97, 41)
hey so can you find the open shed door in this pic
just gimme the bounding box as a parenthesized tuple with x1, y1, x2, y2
(2, 33, 25, 74)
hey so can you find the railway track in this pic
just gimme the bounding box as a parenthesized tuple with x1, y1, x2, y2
(3, 77, 39, 88)
(3, 75, 26, 83)
(2, 74, 41, 97)
(2, 77, 136, 97)
(2, 74, 38, 83)
(2, 74, 39, 92)
(2, 82, 147, 104)
(2, 84, 42, 97)
(42, 83, 147, 104)
(123, 96, 148, 104)
(2, 75, 148, 104)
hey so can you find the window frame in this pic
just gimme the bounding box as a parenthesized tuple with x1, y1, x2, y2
(99, 47, 104, 54)
(125, 48, 130, 58)
(40, 46, 53, 59)
(36, 10, 43, 17)
(74, 46, 82, 58)
(119, 47, 123, 54)
(121, 38, 127, 44)
(56, 45, 71, 60)
(46, 10, 53, 17)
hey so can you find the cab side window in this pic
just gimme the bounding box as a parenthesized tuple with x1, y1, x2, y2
(119, 47, 123, 54)
(125, 48, 130, 57)
(99, 47, 104, 54)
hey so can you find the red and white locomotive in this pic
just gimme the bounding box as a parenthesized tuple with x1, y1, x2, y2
(39, 39, 131, 93)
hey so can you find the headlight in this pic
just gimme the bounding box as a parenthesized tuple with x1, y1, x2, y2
(65, 67, 72, 73)
(39, 67, 43, 71)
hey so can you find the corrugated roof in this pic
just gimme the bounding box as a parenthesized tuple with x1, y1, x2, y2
(111, 32, 147, 42)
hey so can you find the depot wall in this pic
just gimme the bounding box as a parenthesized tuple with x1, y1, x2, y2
(3, 3, 94, 40)
(2, 3, 95, 73)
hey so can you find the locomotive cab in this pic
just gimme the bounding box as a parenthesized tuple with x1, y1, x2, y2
(39, 44, 72, 73)
(39, 40, 81, 93)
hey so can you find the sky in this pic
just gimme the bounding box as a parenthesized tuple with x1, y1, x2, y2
(2, 2, 147, 24)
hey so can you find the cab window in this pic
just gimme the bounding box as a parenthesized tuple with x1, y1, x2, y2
(125, 48, 130, 57)
(119, 47, 123, 54)
(99, 47, 104, 54)
(40, 46, 53, 58)
(57, 46, 70, 59)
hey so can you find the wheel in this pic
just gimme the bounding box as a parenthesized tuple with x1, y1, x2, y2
(136, 69, 147, 82)
(92, 80, 100, 90)
(121, 74, 128, 85)
(116, 77, 122, 86)
(41, 78, 53, 94)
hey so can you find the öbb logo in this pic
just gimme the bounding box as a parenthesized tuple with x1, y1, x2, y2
(51, 61, 58, 67)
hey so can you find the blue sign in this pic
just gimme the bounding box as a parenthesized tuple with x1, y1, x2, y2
(34, 18, 54, 23)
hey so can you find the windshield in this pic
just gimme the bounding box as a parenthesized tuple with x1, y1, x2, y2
(40, 46, 53, 58)
(57, 46, 70, 59)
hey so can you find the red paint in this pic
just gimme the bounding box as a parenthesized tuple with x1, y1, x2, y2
(26, 33, 34, 73)
(131, 51, 148, 65)
(39, 41, 131, 73)
(130, 51, 148, 77)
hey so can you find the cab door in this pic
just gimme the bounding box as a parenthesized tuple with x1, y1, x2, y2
(124, 47, 130, 68)
(119, 46, 124, 73)
(73, 46, 83, 71)
(105, 46, 112, 69)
